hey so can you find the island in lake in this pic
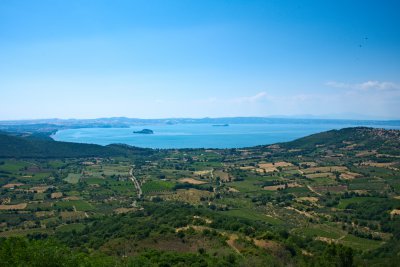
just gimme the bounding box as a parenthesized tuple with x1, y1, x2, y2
(133, 129, 154, 134)
(212, 124, 229, 127)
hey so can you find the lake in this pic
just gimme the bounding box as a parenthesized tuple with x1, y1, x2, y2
(52, 121, 400, 149)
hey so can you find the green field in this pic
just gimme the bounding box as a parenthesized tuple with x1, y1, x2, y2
(341, 235, 384, 251)
(64, 173, 81, 184)
(142, 180, 175, 193)
(56, 223, 86, 233)
(55, 200, 93, 211)
(337, 197, 381, 209)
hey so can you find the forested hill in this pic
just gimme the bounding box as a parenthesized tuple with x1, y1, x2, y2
(0, 132, 125, 158)
(280, 127, 400, 153)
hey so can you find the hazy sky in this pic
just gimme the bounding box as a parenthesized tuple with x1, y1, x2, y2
(1, 0, 400, 120)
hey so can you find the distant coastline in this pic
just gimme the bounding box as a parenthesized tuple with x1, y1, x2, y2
(51, 122, 400, 149)
(2, 117, 400, 144)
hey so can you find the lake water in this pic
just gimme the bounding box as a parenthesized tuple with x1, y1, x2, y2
(52, 122, 400, 149)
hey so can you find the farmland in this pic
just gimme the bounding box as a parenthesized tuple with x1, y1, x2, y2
(1, 127, 400, 266)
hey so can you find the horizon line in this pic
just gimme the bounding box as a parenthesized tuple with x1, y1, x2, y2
(1, 116, 400, 123)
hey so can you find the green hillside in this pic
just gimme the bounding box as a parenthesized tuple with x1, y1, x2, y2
(0, 133, 123, 158)
(281, 127, 400, 154)
(1, 127, 400, 266)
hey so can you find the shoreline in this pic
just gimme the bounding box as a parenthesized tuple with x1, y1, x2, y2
(50, 124, 400, 150)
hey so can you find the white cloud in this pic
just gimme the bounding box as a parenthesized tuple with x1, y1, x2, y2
(325, 81, 351, 89)
(326, 80, 400, 91)
(357, 81, 399, 90)
(231, 91, 268, 103)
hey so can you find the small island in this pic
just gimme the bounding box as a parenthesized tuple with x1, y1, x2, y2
(212, 124, 229, 127)
(133, 129, 154, 134)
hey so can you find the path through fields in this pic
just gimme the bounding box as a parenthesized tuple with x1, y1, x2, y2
(129, 167, 142, 199)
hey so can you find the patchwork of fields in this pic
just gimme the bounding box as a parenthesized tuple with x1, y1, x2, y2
(1, 127, 400, 265)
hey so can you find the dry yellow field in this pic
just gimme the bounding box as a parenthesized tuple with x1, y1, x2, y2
(390, 209, 400, 218)
(255, 168, 268, 173)
(259, 161, 293, 168)
(263, 183, 300, 191)
(2, 183, 24, 189)
(302, 166, 348, 174)
(0, 203, 27, 210)
(356, 150, 377, 157)
(297, 197, 319, 203)
(214, 170, 230, 181)
(194, 170, 212, 176)
(361, 161, 397, 169)
(256, 161, 294, 172)
(300, 162, 318, 167)
(227, 187, 239, 193)
(305, 172, 336, 179)
(179, 178, 207, 185)
(340, 172, 362, 180)
(165, 189, 212, 204)
(51, 192, 63, 199)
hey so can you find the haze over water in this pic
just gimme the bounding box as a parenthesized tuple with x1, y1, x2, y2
(53, 122, 400, 149)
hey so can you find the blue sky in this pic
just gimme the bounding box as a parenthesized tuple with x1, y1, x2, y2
(1, 0, 400, 120)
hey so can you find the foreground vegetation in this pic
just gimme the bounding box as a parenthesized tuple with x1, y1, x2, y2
(0, 127, 400, 266)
